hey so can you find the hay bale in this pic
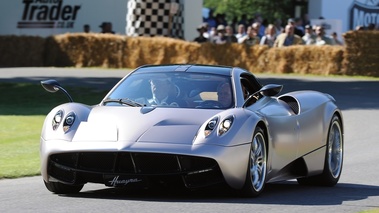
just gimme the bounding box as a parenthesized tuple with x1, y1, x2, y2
(0, 36, 45, 67)
(342, 31, 379, 77)
(256, 45, 344, 75)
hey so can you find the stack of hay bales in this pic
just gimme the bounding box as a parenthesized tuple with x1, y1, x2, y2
(342, 30, 379, 77)
(256, 45, 344, 75)
(0, 36, 45, 67)
(1, 31, 379, 77)
(44, 33, 126, 68)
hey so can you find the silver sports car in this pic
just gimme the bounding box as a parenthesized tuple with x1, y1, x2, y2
(40, 64, 343, 197)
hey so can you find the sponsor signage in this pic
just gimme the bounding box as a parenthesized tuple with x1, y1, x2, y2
(308, 0, 379, 33)
(349, 0, 379, 29)
(0, 0, 128, 37)
(18, 0, 81, 29)
(0, 0, 203, 40)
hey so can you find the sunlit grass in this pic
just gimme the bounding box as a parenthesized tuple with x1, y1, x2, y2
(0, 116, 43, 178)
(0, 82, 108, 179)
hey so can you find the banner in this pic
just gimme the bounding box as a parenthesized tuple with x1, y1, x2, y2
(349, 0, 379, 29)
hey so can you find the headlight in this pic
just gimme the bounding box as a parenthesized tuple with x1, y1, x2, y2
(218, 116, 234, 136)
(52, 110, 64, 130)
(204, 117, 218, 137)
(63, 112, 76, 132)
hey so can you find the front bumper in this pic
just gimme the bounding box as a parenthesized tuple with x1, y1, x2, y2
(41, 138, 251, 190)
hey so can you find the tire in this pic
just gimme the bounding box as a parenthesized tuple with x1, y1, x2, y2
(297, 114, 343, 186)
(240, 126, 267, 197)
(44, 181, 84, 194)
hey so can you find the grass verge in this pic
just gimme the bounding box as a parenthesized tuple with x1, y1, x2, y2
(0, 82, 108, 179)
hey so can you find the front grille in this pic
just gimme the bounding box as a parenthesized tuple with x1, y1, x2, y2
(48, 152, 224, 188)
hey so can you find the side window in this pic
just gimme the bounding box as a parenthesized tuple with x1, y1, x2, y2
(240, 74, 262, 106)
(240, 78, 251, 100)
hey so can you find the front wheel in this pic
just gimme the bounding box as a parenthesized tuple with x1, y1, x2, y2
(240, 126, 267, 197)
(44, 181, 84, 194)
(297, 114, 343, 186)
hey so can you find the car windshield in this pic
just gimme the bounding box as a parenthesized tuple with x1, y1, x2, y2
(104, 72, 234, 109)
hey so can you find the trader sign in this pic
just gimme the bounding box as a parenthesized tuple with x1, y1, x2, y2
(17, 0, 81, 29)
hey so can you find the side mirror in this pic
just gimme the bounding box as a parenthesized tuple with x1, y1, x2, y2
(259, 84, 283, 96)
(243, 84, 283, 108)
(41, 79, 73, 102)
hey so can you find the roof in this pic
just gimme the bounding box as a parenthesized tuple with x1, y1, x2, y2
(134, 64, 234, 76)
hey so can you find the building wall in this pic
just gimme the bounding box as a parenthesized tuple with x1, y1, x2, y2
(308, 0, 379, 32)
(0, 0, 202, 41)
(183, 0, 203, 41)
(0, 0, 127, 36)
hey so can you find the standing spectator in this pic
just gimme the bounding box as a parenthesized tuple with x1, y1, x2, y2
(260, 24, 277, 47)
(239, 26, 261, 46)
(302, 13, 311, 28)
(193, 24, 208, 43)
(238, 14, 250, 30)
(230, 17, 238, 33)
(302, 25, 315, 45)
(83, 24, 90, 33)
(252, 22, 263, 38)
(308, 25, 334, 45)
(288, 18, 304, 37)
(235, 24, 246, 42)
(216, 14, 227, 27)
(274, 19, 284, 36)
(368, 23, 376, 30)
(205, 10, 217, 29)
(225, 25, 238, 43)
(202, 22, 210, 39)
(273, 24, 304, 47)
(99, 22, 115, 34)
(331, 32, 343, 45)
(212, 25, 237, 44)
(254, 14, 266, 38)
(355, 25, 365, 30)
(208, 27, 217, 41)
(294, 17, 305, 36)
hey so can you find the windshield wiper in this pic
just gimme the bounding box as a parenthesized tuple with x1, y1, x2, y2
(103, 98, 145, 107)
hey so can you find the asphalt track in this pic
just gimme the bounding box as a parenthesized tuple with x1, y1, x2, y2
(1, 67, 379, 213)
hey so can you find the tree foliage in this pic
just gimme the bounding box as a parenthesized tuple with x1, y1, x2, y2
(203, 0, 295, 24)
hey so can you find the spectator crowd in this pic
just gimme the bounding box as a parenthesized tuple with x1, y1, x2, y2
(194, 11, 378, 47)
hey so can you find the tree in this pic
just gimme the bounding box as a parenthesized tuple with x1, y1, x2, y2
(203, 0, 295, 25)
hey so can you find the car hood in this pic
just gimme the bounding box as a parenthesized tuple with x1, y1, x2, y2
(72, 106, 220, 144)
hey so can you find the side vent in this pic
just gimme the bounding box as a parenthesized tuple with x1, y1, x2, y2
(279, 96, 300, 115)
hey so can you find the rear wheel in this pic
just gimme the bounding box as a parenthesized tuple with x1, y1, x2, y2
(240, 126, 267, 197)
(44, 181, 84, 194)
(297, 114, 343, 186)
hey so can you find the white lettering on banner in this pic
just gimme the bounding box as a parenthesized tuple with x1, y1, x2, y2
(17, 0, 81, 29)
(354, 8, 379, 26)
(349, 1, 379, 30)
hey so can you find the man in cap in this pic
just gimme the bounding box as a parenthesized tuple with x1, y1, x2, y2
(99, 22, 115, 34)
(193, 24, 208, 43)
(212, 25, 237, 44)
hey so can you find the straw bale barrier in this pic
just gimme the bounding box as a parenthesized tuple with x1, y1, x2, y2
(0, 35, 45, 67)
(256, 45, 345, 75)
(0, 31, 378, 77)
(342, 30, 379, 76)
